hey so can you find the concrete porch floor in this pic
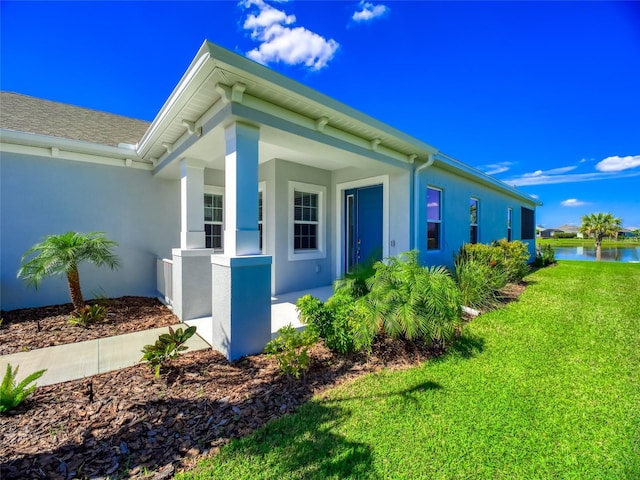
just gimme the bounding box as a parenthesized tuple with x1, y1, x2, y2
(185, 284, 334, 343)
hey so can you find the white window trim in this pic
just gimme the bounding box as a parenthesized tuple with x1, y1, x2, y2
(259, 181, 266, 254)
(288, 181, 326, 261)
(427, 186, 443, 251)
(204, 185, 224, 252)
(507, 207, 513, 241)
(470, 197, 480, 243)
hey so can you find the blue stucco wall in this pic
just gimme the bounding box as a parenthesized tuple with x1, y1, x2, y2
(416, 166, 537, 268)
(0, 153, 180, 311)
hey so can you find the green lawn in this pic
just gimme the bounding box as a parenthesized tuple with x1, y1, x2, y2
(538, 237, 639, 247)
(179, 262, 640, 480)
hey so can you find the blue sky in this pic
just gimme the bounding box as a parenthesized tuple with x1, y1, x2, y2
(2, 1, 639, 228)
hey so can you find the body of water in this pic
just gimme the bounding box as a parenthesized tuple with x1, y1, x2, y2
(552, 246, 640, 262)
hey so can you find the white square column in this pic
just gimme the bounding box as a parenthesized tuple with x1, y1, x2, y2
(172, 159, 215, 322)
(180, 159, 205, 249)
(224, 122, 261, 256)
(210, 122, 272, 360)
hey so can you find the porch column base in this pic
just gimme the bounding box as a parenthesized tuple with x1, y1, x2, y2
(211, 254, 272, 361)
(171, 248, 216, 321)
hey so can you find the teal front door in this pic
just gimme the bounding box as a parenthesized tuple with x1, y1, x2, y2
(345, 185, 383, 273)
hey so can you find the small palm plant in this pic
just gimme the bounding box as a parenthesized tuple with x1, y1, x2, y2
(17, 232, 120, 311)
(353, 251, 462, 351)
(579, 213, 622, 261)
(0, 364, 46, 414)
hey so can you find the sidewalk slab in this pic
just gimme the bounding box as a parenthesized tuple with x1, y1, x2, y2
(0, 324, 209, 387)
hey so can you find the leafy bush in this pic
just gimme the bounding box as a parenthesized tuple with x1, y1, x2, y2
(68, 303, 107, 327)
(296, 293, 364, 354)
(454, 256, 506, 310)
(265, 325, 318, 378)
(492, 239, 530, 282)
(553, 232, 577, 239)
(141, 325, 197, 377)
(458, 240, 530, 285)
(353, 251, 462, 351)
(535, 244, 556, 267)
(0, 364, 46, 413)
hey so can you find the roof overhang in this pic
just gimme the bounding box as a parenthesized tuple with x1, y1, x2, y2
(137, 41, 438, 176)
(0, 128, 151, 170)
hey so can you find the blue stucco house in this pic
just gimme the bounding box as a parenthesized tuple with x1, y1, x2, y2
(0, 41, 540, 359)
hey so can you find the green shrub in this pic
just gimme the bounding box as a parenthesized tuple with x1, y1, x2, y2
(458, 240, 530, 285)
(265, 325, 318, 378)
(493, 239, 530, 282)
(553, 232, 577, 239)
(353, 251, 462, 351)
(0, 364, 46, 414)
(333, 256, 377, 298)
(535, 244, 556, 267)
(454, 256, 506, 310)
(296, 294, 360, 354)
(141, 325, 197, 377)
(68, 303, 107, 327)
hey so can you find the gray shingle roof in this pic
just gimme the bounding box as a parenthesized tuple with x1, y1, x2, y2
(0, 92, 150, 147)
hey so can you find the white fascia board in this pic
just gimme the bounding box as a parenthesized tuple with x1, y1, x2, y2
(204, 42, 439, 156)
(137, 43, 217, 158)
(434, 152, 541, 206)
(0, 129, 151, 170)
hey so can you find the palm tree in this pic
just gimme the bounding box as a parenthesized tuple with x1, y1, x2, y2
(17, 232, 120, 310)
(579, 213, 622, 261)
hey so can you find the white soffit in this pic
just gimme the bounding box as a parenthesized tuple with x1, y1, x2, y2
(139, 41, 437, 166)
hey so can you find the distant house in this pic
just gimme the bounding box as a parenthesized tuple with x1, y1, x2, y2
(0, 41, 540, 359)
(539, 228, 562, 238)
(617, 227, 635, 239)
(554, 224, 583, 238)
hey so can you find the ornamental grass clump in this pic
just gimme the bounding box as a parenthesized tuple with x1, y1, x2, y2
(353, 251, 462, 352)
(453, 255, 506, 311)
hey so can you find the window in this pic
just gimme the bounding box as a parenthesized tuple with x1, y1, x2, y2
(294, 191, 318, 250)
(288, 181, 326, 261)
(521, 207, 535, 239)
(507, 207, 513, 242)
(470, 198, 479, 244)
(427, 187, 442, 250)
(204, 191, 223, 250)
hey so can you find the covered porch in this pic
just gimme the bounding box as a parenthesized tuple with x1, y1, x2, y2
(142, 42, 432, 360)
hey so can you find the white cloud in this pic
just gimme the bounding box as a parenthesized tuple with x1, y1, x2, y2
(352, 1, 389, 22)
(520, 166, 577, 178)
(477, 161, 514, 175)
(561, 198, 587, 207)
(504, 169, 640, 186)
(241, 0, 339, 71)
(596, 155, 640, 172)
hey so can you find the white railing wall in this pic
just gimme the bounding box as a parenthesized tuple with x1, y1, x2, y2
(156, 258, 173, 306)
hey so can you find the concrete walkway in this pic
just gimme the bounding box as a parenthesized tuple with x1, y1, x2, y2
(0, 325, 210, 387)
(0, 285, 334, 387)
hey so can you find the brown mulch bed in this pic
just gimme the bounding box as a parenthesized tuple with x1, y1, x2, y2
(0, 283, 526, 479)
(0, 297, 177, 355)
(1, 337, 443, 479)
